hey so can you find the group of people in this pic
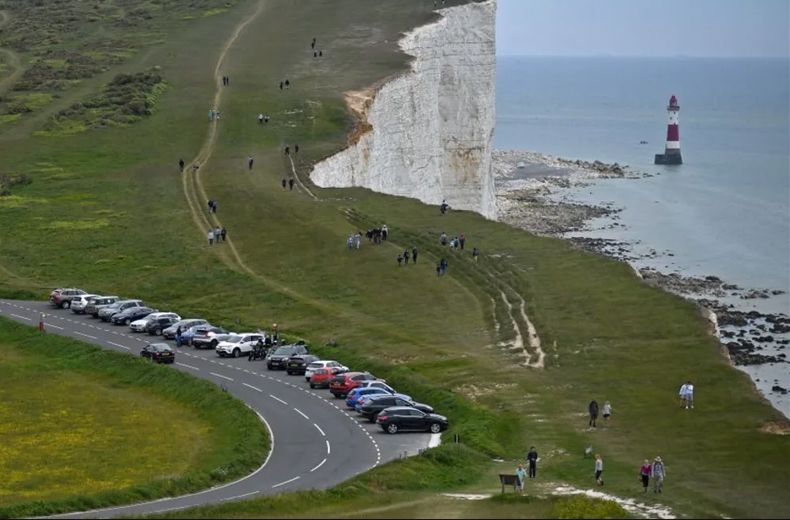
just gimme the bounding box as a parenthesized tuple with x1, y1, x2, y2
(639, 456, 666, 493)
(207, 226, 227, 245)
(678, 380, 694, 409)
(396, 247, 418, 266)
(281, 178, 295, 190)
(347, 232, 363, 250)
(284, 145, 299, 155)
(221, 75, 230, 86)
(208, 108, 220, 121)
(439, 231, 465, 250)
(279, 79, 291, 90)
(436, 257, 449, 276)
(257, 113, 271, 124)
(587, 399, 612, 428)
(365, 225, 389, 244)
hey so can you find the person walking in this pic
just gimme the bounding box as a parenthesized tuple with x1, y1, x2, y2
(285, 146, 290, 156)
(527, 446, 538, 478)
(602, 401, 612, 423)
(594, 454, 604, 486)
(221, 227, 227, 242)
(289, 178, 294, 191)
(294, 144, 299, 154)
(208, 108, 214, 121)
(279, 81, 284, 90)
(258, 113, 264, 124)
(651, 456, 665, 493)
(685, 381, 694, 409)
(38, 313, 46, 333)
(440, 231, 447, 246)
(179, 158, 185, 172)
(175, 326, 183, 348)
(639, 459, 652, 493)
(264, 114, 270, 123)
(215, 226, 221, 243)
(354, 232, 361, 249)
(588, 400, 599, 428)
(311, 37, 316, 49)
(436, 263, 442, 277)
(516, 463, 527, 495)
(403, 249, 410, 264)
(285, 79, 290, 89)
(207, 199, 213, 212)
(440, 258, 448, 275)
(459, 233, 466, 250)
(282, 178, 287, 189)
(412, 247, 418, 264)
(347, 234, 354, 250)
(472, 247, 479, 263)
(248, 156, 254, 170)
(207, 228, 214, 245)
(382, 224, 388, 241)
(397, 254, 403, 266)
(212, 200, 217, 214)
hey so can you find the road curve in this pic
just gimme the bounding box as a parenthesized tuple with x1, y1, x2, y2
(0, 300, 437, 518)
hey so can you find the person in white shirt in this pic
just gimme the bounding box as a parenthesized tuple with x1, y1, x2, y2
(678, 382, 689, 409)
(685, 381, 694, 409)
(207, 229, 214, 245)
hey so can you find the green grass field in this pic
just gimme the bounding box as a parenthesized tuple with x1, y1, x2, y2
(0, 318, 268, 518)
(0, 0, 788, 518)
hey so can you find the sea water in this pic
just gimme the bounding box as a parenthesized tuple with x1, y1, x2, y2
(495, 56, 789, 415)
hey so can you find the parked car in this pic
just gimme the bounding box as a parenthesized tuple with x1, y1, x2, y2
(195, 332, 234, 349)
(355, 380, 396, 394)
(186, 325, 227, 348)
(162, 319, 208, 339)
(70, 294, 99, 314)
(357, 395, 433, 422)
(345, 387, 401, 410)
(130, 312, 181, 332)
(85, 296, 120, 317)
(146, 316, 181, 336)
(304, 360, 348, 382)
(266, 344, 309, 370)
(308, 368, 337, 389)
(99, 300, 144, 322)
(112, 306, 156, 325)
(49, 288, 86, 309)
(376, 406, 448, 434)
(329, 371, 377, 398)
(140, 343, 175, 364)
(216, 333, 265, 358)
(285, 355, 320, 376)
(356, 390, 412, 409)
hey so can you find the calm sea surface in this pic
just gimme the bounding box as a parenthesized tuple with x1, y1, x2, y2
(495, 56, 789, 415)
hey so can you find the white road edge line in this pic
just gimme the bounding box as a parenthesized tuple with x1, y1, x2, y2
(210, 372, 234, 381)
(310, 458, 327, 473)
(272, 476, 300, 489)
(74, 331, 97, 339)
(10, 313, 32, 321)
(294, 408, 309, 420)
(108, 341, 131, 350)
(313, 423, 326, 437)
(176, 362, 200, 371)
(243, 382, 262, 392)
(269, 394, 287, 405)
(222, 490, 259, 501)
(325, 439, 331, 455)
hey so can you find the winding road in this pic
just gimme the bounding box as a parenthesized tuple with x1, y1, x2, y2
(0, 300, 437, 518)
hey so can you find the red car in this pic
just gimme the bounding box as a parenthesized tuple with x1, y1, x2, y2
(49, 288, 86, 309)
(309, 368, 336, 389)
(329, 371, 377, 398)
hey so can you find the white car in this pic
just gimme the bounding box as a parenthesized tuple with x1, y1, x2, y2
(215, 333, 265, 358)
(70, 294, 99, 314)
(304, 360, 349, 382)
(130, 312, 181, 332)
(356, 380, 395, 394)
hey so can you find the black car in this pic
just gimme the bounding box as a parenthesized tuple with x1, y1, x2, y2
(146, 316, 180, 336)
(285, 354, 320, 376)
(376, 406, 448, 434)
(111, 306, 156, 325)
(140, 343, 175, 364)
(266, 344, 309, 370)
(358, 395, 434, 422)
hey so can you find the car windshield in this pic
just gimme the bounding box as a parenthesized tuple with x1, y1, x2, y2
(273, 347, 295, 356)
(225, 336, 242, 343)
(307, 362, 323, 369)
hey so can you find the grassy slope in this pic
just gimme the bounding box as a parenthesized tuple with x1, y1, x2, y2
(0, 318, 267, 518)
(0, 0, 788, 518)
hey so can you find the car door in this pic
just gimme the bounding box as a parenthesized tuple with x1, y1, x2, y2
(406, 409, 426, 430)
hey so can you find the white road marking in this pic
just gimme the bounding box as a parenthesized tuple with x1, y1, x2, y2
(222, 490, 259, 501)
(313, 423, 326, 437)
(75, 331, 97, 340)
(10, 313, 31, 321)
(176, 362, 200, 371)
(272, 476, 300, 488)
(325, 439, 331, 454)
(108, 341, 130, 350)
(210, 372, 234, 381)
(243, 383, 262, 392)
(294, 408, 309, 420)
(45, 323, 64, 330)
(269, 394, 287, 405)
(310, 458, 327, 473)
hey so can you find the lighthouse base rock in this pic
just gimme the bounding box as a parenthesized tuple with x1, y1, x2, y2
(310, 0, 498, 220)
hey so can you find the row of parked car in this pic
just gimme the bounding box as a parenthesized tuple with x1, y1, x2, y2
(49, 288, 450, 435)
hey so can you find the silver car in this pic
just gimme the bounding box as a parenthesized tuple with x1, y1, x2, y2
(86, 296, 120, 317)
(130, 312, 181, 332)
(70, 294, 99, 314)
(98, 299, 144, 322)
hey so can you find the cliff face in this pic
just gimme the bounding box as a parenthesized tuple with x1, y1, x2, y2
(310, 0, 497, 219)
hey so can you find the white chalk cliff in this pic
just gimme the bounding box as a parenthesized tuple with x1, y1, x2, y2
(310, 0, 497, 219)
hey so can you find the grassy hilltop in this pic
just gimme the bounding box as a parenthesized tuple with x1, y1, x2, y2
(0, 0, 788, 518)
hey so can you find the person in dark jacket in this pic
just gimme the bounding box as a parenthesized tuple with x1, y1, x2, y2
(589, 400, 599, 428)
(527, 447, 538, 478)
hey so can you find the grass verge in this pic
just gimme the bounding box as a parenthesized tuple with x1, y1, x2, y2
(0, 317, 268, 518)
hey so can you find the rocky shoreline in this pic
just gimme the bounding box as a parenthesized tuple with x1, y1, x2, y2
(494, 149, 789, 410)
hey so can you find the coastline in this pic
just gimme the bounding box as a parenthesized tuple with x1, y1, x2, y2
(494, 149, 790, 418)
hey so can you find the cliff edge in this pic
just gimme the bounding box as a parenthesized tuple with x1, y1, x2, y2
(310, 0, 497, 219)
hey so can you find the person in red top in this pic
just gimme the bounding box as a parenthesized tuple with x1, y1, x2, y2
(639, 459, 652, 492)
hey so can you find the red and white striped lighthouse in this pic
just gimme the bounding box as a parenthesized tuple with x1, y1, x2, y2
(654, 95, 682, 165)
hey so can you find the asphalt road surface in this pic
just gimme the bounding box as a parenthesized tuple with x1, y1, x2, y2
(0, 299, 439, 518)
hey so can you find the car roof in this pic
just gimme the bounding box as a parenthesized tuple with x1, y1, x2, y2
(148, 342, 172, 350)
(379, 406, 421, 413)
